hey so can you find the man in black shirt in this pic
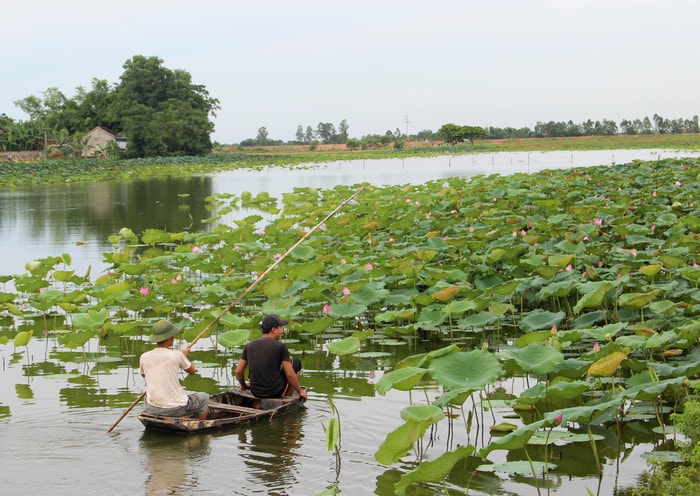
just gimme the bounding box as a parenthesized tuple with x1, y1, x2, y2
(235, 314, 307, 408)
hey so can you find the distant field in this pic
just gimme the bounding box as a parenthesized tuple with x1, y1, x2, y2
(216, 133, 700, 156)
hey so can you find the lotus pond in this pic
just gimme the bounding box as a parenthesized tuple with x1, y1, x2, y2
(1, 154, 700, 495)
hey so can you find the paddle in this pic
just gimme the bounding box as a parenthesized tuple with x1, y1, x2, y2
(107, 186, 365, 432)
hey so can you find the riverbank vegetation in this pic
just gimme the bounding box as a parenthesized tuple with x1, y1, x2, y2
(1, 133, 700, 188)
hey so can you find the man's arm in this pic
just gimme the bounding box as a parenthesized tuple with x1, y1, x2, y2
(235, 359, 249, 389)
(281, 361, 308, 401)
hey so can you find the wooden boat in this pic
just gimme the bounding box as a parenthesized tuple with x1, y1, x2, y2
(137, 388, 305, 433)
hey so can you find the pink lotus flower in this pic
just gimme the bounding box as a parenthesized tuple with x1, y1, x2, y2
(273, 253, 282, 259)
(593, 219, 602, 226)
(630, 249, 637, 257)
(340, 258, 346, 265)
(451, 209, 457, 214)
(469, 226, 474, 232)
(676, 181, 682, 186)
(366, 263, 373, 271)
(551, 325, 558, 335)
(171, 278, 177, 284)
(593, 342, 601, 353)
(565, 264, 573, 271)
(342, 287, 350, 295)
(406, 198, 412, 204)
(323, 304, 331, 314)
(140, 287, 149, 296)
(555, 413, 563, 426)
(183, 313, 193, 321)
(192, 246, 201, 253)
(652, 191, 657, 197)
(176, 274, 182, 281)
(521, 229, 527, 236)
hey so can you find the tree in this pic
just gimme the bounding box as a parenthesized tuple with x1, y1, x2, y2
(316, 122, 336, 144)
(438, 123, 487, 145)
(338, 119, 349, 143)
(295, 125, 304, 144)
(107, 55, 219, 157)
(256, 127, 270, 146)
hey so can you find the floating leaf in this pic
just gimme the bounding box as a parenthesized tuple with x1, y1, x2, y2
(325, 337, 361, 356)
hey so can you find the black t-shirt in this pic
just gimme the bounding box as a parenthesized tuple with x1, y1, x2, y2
(241, 337, 292, 398)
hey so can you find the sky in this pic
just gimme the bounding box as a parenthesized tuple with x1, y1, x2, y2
(3, 0, 698, 144)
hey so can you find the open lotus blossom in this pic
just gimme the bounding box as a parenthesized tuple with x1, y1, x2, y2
(183, 313, 193, 321)
(139, 287, 149, 296)
(171, 278, 178, 284)
(273, 253, 282, 259)
(323, 304, 331, 313)
(593, 218, 602, 226)
(192, 246, 201, 253)
(342, 287, 350, 295)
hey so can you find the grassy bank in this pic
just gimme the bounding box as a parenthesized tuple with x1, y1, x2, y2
(2, 134, 699, 187)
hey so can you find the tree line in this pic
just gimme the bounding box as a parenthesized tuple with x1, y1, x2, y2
(241, 114, 699, 149)
(0, 55, 219, 158)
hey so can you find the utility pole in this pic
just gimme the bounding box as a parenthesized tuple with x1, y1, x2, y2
(404, 113, 410, 137)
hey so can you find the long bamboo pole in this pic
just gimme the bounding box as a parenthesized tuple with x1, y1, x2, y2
(107, 187, 365, 432)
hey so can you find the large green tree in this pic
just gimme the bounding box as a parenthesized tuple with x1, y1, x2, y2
(438, 123, 488, 145)
(107, 55, 220, 157)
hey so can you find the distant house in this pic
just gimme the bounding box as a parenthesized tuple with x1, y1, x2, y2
(83, 126, 128, 157)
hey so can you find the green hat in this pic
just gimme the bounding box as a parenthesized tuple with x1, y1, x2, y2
(150, 320, 181, 343)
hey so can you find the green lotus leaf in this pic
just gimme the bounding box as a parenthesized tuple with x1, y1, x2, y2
(352, 283, 390, 306)
(442, 298, 479, 314)
(328, 302, 367, 318)
(572, 281, 615, 314)
(429, 349, 503, 391)
(548, 254, 575, 267)
(644, 331, 678, 349)
(580, 322, 627, 341)
(104, 320, 143, 334)
(514, 330, 551, 347)
(73, 309, 109, 331)
(394, 445, 474, 496)
(458, 311, 498, 329)
(218, 329, 250, 348)
(431, 387, 480, 407)
(374, 417, 434, 466)
(288, 261, 324, 280)
(488, 279, 523, 296)
(118, 263, 147, 276)
(518, 310, 565, 332)
(619, 291, 658, 310)
(416, 308, 446, 327)
(657, 254, 686, 268)
(52, 270, 75, 282)
(290, 245, 315, 261)
(13, 330, 33, 347)
(58, 330, 95, 348)
(499, 343, 564, 375)
(401, 404, 445, 423)
(648, 300, 678, 315)
(479, 419, 547, 456)
(324, 417, 339, 452)
(325, 336, 361, 356)
(538, 279, 577, 299)
(546, 380, 592, 400)
(260, 278, 290, 297)
(375, 367, 428, 395)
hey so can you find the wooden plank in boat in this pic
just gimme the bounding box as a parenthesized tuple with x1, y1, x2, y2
(208, 402, 260, 415)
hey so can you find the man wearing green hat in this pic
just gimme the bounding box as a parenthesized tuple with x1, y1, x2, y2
(139, 319, 209, 419)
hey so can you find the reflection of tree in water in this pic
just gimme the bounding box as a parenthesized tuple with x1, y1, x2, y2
(140, 431, 212, 496)
(237, 409, 306, 493)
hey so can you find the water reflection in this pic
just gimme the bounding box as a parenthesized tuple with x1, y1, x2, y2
(236, 409, 306, 493)
(140, 431, 212, 495)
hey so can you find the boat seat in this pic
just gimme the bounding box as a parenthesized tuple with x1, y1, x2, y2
(208, 401, 261, 415)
